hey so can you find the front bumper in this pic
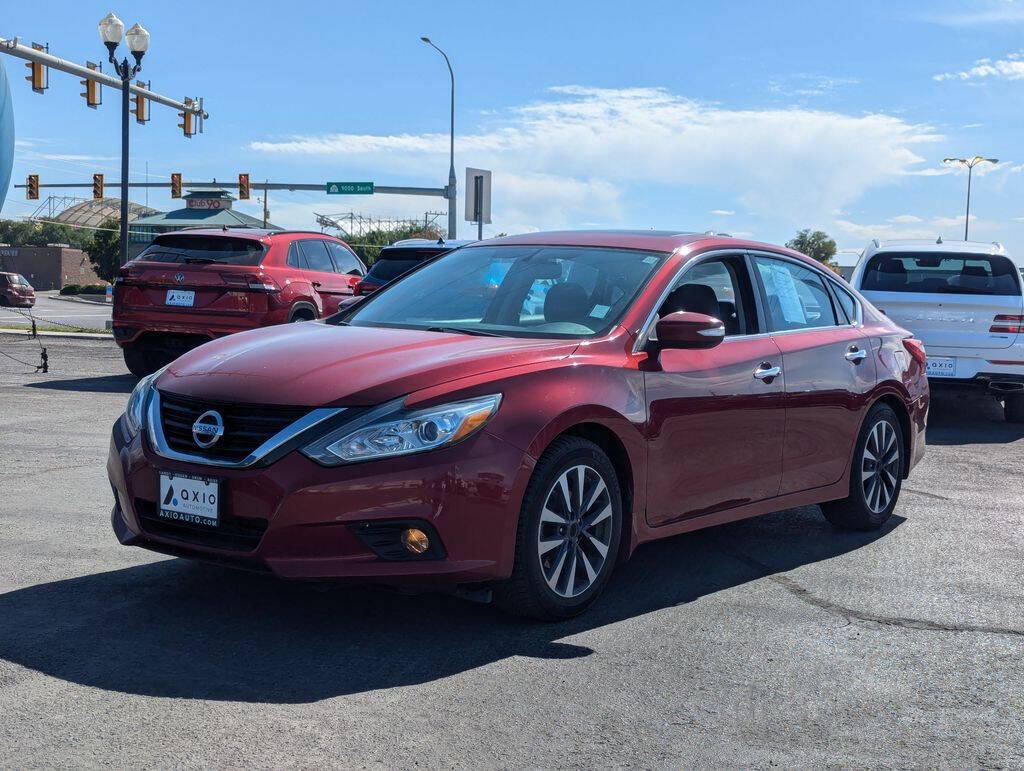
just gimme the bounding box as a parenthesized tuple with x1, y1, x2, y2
(4, 294, 34, 307)
(107, 416, 534, 585)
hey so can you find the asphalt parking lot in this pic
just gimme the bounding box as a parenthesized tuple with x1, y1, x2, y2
(0, 292, 112, 331)
(0, 334, 1021, 768)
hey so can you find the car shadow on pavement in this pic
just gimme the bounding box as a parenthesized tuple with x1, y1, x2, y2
(0, 506, 903, 704)
(926, 391, 1024, 446)
(24, 374, 136, 393)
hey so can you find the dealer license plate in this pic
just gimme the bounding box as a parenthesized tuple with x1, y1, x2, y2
(926, 356, 957, 378)
(165, 289, 195, 307)
(158, 472, 220, 527)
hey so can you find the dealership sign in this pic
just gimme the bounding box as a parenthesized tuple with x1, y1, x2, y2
(186, 197, 231, 210)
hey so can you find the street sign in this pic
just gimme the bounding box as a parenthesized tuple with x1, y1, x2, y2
(465, 168, 492, 225)
(326, 182, 374, 195)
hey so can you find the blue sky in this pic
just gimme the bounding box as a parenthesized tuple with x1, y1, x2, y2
(3, 0, 1024, 252)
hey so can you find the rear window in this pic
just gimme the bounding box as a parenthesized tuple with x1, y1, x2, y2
(366, 248, 446, 282)
(862, 252, 1021, 296)
(136, 235, 266, 266)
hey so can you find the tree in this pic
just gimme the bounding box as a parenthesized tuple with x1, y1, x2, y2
(0, 218, 91, 249)
(340, 223, 444, 263)
(786, 229, 837, 267)
(85, 217, 121, 282)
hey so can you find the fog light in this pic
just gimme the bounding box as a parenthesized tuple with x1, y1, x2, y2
(401, 527, 430, 555)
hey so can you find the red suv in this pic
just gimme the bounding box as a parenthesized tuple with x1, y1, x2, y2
(113, 229, 365, 376)
(107, 230, 929, 619)
(0, 272, 36, 307)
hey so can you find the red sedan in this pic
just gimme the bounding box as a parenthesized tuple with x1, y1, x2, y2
(107, 231, 928, 619)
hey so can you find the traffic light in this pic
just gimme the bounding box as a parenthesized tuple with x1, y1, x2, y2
(26, 175, 39, 200)
(25, 44, 48, 94)
(238, 173, 250, 200)
(92, 173, 104, 200)
(170, 173, 182, 199)
(80, 62, 101, 108)
(133, 80, 149, 124)
(177, 99, 195, 138)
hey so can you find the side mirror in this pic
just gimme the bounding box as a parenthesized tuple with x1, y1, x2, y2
(337, 295, 365, 312)
(653, 311, 725, 350)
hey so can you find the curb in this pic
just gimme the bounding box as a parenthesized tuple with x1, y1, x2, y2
(0, 329, 113, 341)
(48, 294, 110, 306)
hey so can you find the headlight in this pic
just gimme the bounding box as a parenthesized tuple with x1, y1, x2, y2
(302, 394, 502, 465)
(123, 368, 164, 438)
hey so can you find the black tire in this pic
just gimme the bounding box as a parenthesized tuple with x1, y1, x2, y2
(494, 436, 623, 621)
(0, 295, 7, 307)
(122, 345, 154, 378)
(290, 308, 316, 322)
(821, 403, 904, 531)
(1004, 394, 1024, 424)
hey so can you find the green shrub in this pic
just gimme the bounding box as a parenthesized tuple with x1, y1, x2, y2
(60, 284, 81, 295)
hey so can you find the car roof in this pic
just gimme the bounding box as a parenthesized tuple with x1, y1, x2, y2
(474, 229, 811, 260)
(154, 228, 345, 241)
(387, 238, 476, 250)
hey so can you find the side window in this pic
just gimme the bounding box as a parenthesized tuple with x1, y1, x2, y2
(326, 241, 364, 275)
(830, 281, 858, 325)
(298, 239, 334, 273)
(657, 257, 756, 336)
(753, 257, 839, 331)
(286, 242, 307, 269)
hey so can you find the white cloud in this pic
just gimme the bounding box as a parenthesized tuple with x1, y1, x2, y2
(923, 2, 1024, 26)
(250, 85, 942, 230)
(834, 214, 984, 242)
(709, 209, 735, 216)
(934, 52, 1024, 81)
(36, 154, 118, 162)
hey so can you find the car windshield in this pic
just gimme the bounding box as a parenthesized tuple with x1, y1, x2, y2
(347, 245, 667, 338)
(862, 252, 1022, 296)
(135, 235, 266, 266)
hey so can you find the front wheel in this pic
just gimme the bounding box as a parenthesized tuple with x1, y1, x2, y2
(495, 436, 622, 621)
(821, 403, 904, 531)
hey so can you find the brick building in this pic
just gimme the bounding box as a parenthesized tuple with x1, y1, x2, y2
(0, 245, 104, 290)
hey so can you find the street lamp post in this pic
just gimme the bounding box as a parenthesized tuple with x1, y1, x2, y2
(420, 37, 456, 239)
(943, 156, 998, 240)
(98, 12, 149, 266)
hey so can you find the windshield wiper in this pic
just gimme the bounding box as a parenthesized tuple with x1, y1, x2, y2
(183, 257, 217, 264)
(425, 325, 500, 337)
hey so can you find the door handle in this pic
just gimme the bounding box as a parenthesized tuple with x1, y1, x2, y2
(845, 347, 867, 363)
(311, 281, 322, 288)
(753, 362, 781, 381)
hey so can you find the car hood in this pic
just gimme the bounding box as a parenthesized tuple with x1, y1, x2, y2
(158, 323, 579, 406)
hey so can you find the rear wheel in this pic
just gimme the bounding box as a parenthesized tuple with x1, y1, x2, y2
(290, 307, 316, 322)
(495, 436, 622, 621)
(821, 403, 904, 531)
(1005, 394, 1024, 424)
(122, 345, 154, 378)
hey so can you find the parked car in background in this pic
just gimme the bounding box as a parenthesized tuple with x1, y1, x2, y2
(354, 238, 474, 295)
(0, 271, 35, 307)
(113, 228, 366, 376)
(108, 230, 928, 620)
(851, 238, 1024, 422)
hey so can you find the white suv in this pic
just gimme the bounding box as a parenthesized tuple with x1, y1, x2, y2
(850, 238, 1024, 423)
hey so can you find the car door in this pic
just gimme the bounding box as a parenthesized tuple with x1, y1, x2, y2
(644, 254, 787, 527)
(325, 240, 366, 296)
(297, 239, 351, 315)
(750, 253, 876, 495)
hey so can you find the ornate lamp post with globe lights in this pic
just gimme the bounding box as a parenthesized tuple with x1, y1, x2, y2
(98, 11, 149, 265)
(943, 155, 998, 241)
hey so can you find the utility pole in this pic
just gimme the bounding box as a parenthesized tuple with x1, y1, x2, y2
(421, 37, 457, 239)
(943, 156, 999, 240)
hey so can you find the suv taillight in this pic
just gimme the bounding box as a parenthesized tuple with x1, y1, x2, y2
(990, 314, 1024, 334)
(353, 281, 363, 296)
(903, 337, 927, 369)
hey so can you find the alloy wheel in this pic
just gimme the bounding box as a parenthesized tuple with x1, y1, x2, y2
(536, 464, 613, 599)
(862, 419, 900, 514)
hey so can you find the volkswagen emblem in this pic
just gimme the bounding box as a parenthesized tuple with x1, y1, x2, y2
(191, 410, 224, 448)
(174, 272, 185, 284)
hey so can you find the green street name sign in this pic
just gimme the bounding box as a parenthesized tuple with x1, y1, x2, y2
(326, 182, 374, 195)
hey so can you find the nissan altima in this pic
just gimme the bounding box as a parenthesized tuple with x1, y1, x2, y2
(107, 230, 929, 619)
